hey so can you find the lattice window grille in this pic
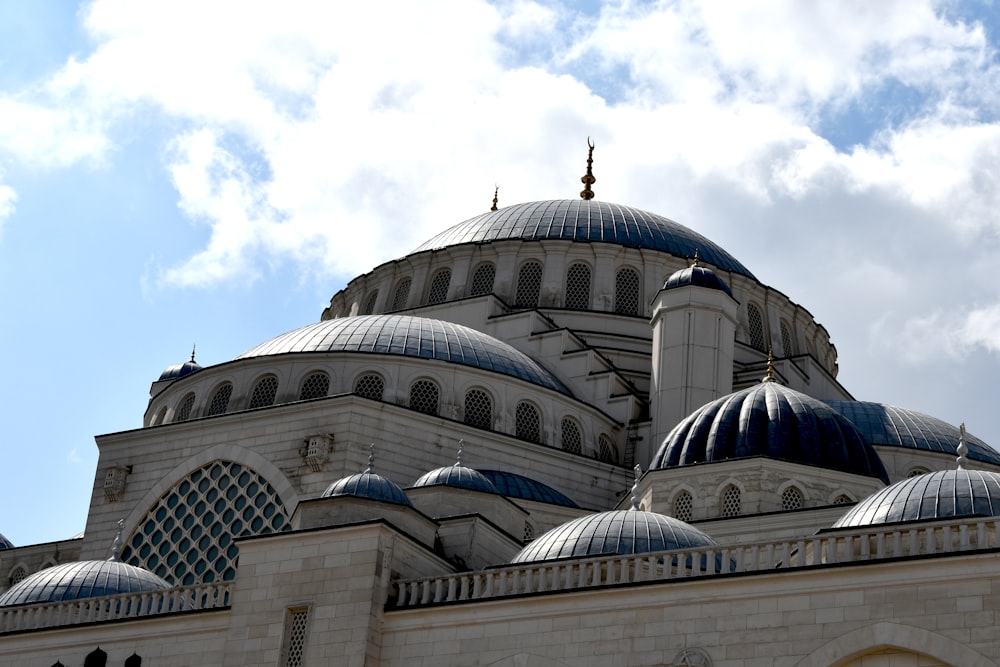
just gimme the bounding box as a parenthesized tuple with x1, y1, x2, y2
(409, 380, 439, 415)
(361, 291, 379, 315)
(248, 376, 279, 409)
(463, 389, 492, 429)
(565, 263, 592, 310)
(176, 393, 196, 422)
(721, 486, 741, 517)
(299, 372, 330, 401)
(9, 567, 27, 586)
(515, 261, 543, 308)
(391, 278, 411, 311)
(598, 435, 615, 463)
(833, 494, 853, 505)
(206, 384, 233, 416)
(907, 468, 930, 478)
(121, 460, 291, 585)
(781, 486, 804, 511)
(354, 374, 385, 401)
(283, 606, 310, 667)
(747, 304, 766, 351)
(780, 320, 794, 356)
(614, 267, 641, 315)
(673, 491, 694, 522)
(469, 263, 496, 296)
(515, 402, 541, 443)
(427, 269, 452, 304)
(561, 417, 582, 454)
(523, 523, 534, 541)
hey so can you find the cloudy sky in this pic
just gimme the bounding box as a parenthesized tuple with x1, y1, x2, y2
(2, 0, 999, 547)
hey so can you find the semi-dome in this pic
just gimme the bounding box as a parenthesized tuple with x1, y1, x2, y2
(412, 465, 499, 494)
(412, 200, 756, 280)
(826, 401, 1000, 466)
(510, 510, 717, 563)
(832, 468, 1000, 528)
(158, 350, 203, 381)
(0, 560, 170, 607)
(237, 314, 570, 395)
(478, 470, 579, 508)
(662, 264, 733, 298)
(651, 379, 890, 484)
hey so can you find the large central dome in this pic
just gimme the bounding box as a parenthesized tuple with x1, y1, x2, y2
(412, 200, 756, 279)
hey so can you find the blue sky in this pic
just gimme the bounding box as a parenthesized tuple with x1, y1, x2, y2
(2, 0, 1000, 547)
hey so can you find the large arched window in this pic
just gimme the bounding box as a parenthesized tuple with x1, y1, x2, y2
(361, 290, 379, 315)
(614, 267, 641, 315)
(721, 485, 742, 517)
(515, 401, 541, 443)
(248, 375, 279, 409)
(299, 372, 330, 400)
(427, 269, 452, 304)
(781, 485, 804, 511)
(673, 490, 694, 522)
(514, 260, 543, 308)
(560, 417, 582, 454)
(175, 393, 196, 422)
(565, 262, 591, 310)
(469, 262, 496, 296)
(747, 303, 766, 351)
(353, 373, 385, 401)
(206, 383, 233, 416)
(409, 379, 439, 415)
(780, 319, 795, 356)
(391, 278, 411, 311)
(463, 389, 493, 429)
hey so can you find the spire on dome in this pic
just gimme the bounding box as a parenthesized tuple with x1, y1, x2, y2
(957, 423, 968, 470)
(366, 443, 376, 474)
(455, 439, 465, 467)
(690, 248, 700, 268)
(109, 518, 125, 562)
(579, 137, 596, 200)
(491, 185, 498, 212)
(190, 344, 196, 363)
(762, 349, 776, 383)
(630, 464, 642, 510)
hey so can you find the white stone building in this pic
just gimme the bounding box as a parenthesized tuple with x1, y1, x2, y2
(2, 178, 1000, 667)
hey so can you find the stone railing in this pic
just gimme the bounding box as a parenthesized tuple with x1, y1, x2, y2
(0, 582, 232, 634)
(391, 516, 1000, 609)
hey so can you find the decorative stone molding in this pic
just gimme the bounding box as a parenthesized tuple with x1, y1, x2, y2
(103, 465, 131, 502)
(300, 434, 334, 472)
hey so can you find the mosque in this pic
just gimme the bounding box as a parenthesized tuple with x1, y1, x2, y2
(2, 146, 1000, 667)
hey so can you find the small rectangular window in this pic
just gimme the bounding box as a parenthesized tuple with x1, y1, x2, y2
(280, 605, 311, 667)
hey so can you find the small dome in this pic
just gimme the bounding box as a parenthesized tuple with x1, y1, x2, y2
(0, 560, 170, 607)
(832, 468, 1000, 528)
(158, 351, 202, 381)
(510, 510, 717, 563)
(478, 470, 579, 508)
(662, 265, 733, 298)
(412, 465, 499, 494)
(322, 471, 413, 507)
(652, 380, 890, 484)
(0, 533, 12, 550)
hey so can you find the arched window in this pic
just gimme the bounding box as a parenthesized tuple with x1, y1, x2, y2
(515, 401, 541, 443)
(299, 372, 330, 400)
(833, 494, 854, 505)
(780, 320, 794, 356)
(907, 467, 930, 478)
(391, 278, 411, 311)
(614, 267, 641, 315)
(780, 486, 804, 511)
(353, 373, 384, 401)
(206, 383, 233, 416)
(463, 389, 492, 429)
(523, 522, 534, 541)
(248, 375, 279, 409)
(721, 485, 741, 517)
(514, 260, 543, 308)
(673, 491, 694, 522)
(469, 262, 496, 296)
(8, 566, 27, 586)
(747, 303, 766, 351)
(175, 393, 196, 422)
(565, 262, 591, 310)
(152, 406, 168, 426)
(598, 434, 615, 463)
(361, 290, 379, 315)
(560, 417, 582, 454)
(427, 269, 452, 304)
(409, 379, 439, 415)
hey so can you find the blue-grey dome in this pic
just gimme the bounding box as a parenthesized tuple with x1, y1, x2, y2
(832, 469, 1000, 528)
(652, 381, 890, 484)
(412, 465, 499, 494)
(322, 471, 413, 507)
(478, 470, 579, 508)
(412, 200, 756, 280)
(158, 357, 202, 381)
(0, 533, 12, 550)
(826, 401, 1000, 466)
(662, 265, 733, 298)
(238, 315, 570, 396)
(510, 510, 717, 563)
(0, 560, 170, 607)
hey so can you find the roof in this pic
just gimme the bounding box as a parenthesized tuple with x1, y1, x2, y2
(0, 560, 170, 607)
(412, 465, 499, 494)
(662, 265, 733, 298)
(0, 533, 11, 550)
(510, 510, 717, 563)
(478, 470, 579, 508)
(322, 471, 413, 507)
(652, 381, 890, 484)
(237, 314, 571, 395)
(412, 200, 756, 280)
(158, 359, 202, 382)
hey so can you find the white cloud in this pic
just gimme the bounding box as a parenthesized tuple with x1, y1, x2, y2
(0, 182, 15, 235)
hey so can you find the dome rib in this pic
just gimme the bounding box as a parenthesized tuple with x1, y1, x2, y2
(0, 560, 170, 607)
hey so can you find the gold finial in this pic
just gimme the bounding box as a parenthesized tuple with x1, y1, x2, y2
(690, 249, 700, 268)
(957, 423, 968, 470)
(491, 185, 498, 212)
(762, 349, 776, 382)
(579, 137, 596, 200)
